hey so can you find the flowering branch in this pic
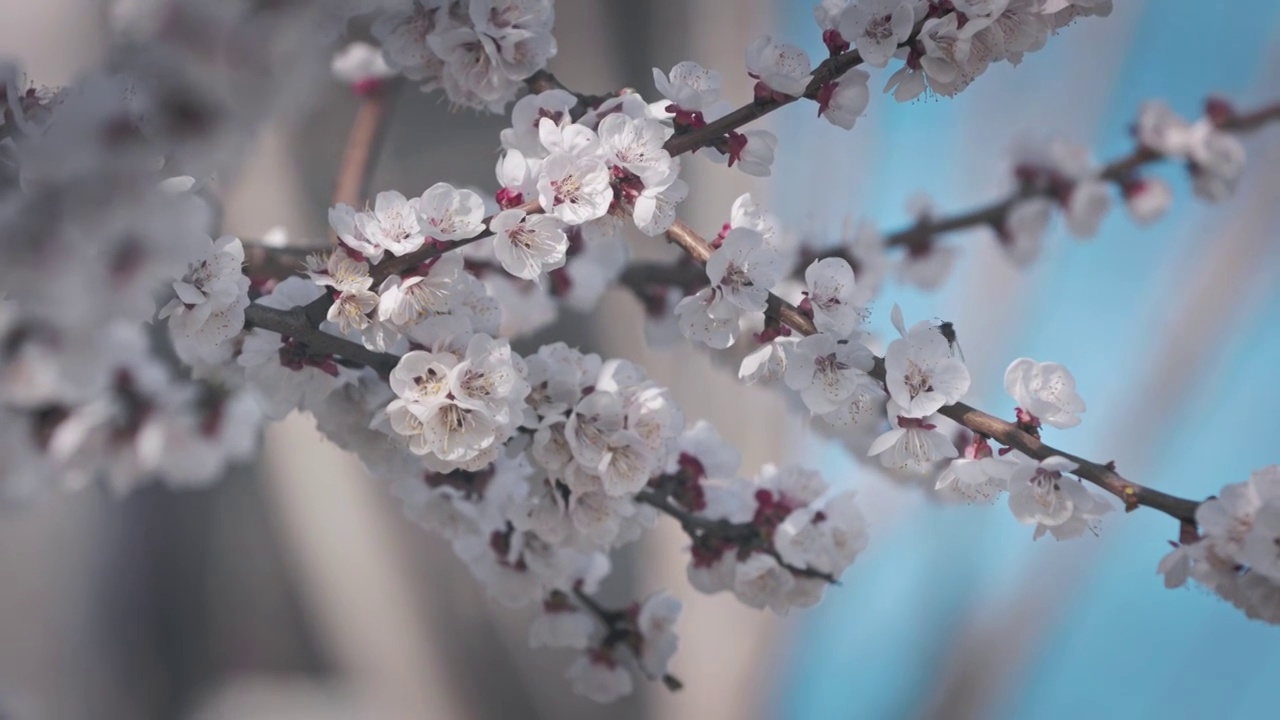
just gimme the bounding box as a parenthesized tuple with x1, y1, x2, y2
(636, 486, 839, 584)
(925, 395, 1200, 522)
(875, 99, 1280, 252)
(17, 0, 1280, 707)
(566, 588, 685, 693)
(662, 28, 920, 157)
(656, 218, 1203, 524)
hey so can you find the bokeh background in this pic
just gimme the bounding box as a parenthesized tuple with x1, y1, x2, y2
(1, 1, 1279, 718)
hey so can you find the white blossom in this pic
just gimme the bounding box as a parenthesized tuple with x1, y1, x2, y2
(490, 208, 568, 279)
(739, 337, 795, 384)
(536, 152, 612, 225)
(774, 489, 868, 578)
(783, 332, 875, 414)
(883, 305, 971, 418)
(357, 190, 426, 257)
(1160, 466, 1280, 623)
(704, 227, 785, 313)
(1135, 101, 1195, 157)
(158, 236, 250, 366)
(652, 61, 721, 111)
(1003, 357, 1085, 429)
(936, 435, 1009, 505)
(732, 552, 796, 613)
(818, 68, 870, 130)
(1064, 179, 1112, 239)
(529, 604, 595, 650)
(1187, 120, 1246, 202)
(597, 113, 675, 186)
(371, 2, 447, 85)
(502, 90, 577, 155)
(734, 129, 777, 177)
(418, 182, 487, 243)
(839, 0, 915, 68)
(745, 36, 812, 97)
(329, 203, 386, 263)
(238, 278, 353, 420)
(999, 197, 1053, 266)
(1001, 454, 1111, 539)
(867, 401, 958, 473)
(331, 41, 394, 88)
(635, 592, 681, 679)
(803, 257, 863, 337)
(376, 252, 466, 329)
(1123, 177, 1173, 224)
(675, 287, 742, 349)
(567, 651, 633, 703)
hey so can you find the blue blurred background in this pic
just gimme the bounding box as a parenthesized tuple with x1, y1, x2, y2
(773, 2, 1280, 718)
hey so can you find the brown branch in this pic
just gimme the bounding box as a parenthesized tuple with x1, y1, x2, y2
(241, 242, 318, 281)
(566, 588, 684, 692)
(243, 302, 400, 376)
(929, 396, 1201, 522)
(369, 199, 541, 281)
(875, 99, 1280, 251)
(654, 219, 1202, 524)
(524, 69, 617, 115)
(332, 81, 400, 214)
(635, 488, 839, 584)
(662, 31, 923, 158)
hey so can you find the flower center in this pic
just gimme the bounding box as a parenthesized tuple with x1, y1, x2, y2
(904, 359, 932, 399)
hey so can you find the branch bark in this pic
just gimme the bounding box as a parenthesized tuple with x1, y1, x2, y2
(244, 303, 400, 377)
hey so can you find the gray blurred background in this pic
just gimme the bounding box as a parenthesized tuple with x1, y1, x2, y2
(0, 1, 802, 719)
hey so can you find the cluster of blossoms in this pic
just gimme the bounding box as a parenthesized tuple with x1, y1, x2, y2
(5, 0, 1280, 710)
(811, 0, 1114, 103)
(372, 0, 557, 111)
(1134, 98, 1249, 202)
(1160, 466, 1280, 623)
(668, 451, 870, 613)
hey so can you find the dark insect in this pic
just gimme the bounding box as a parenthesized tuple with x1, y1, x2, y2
(934, 320, 965, 361)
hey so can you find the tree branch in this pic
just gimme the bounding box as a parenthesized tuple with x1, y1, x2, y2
(873, 100, 1280, 251)
(655, 218, 1202, 524)
(524, 69, 617, 115)
(635, 487, 839, 584)
(566, 587, 685, 692)
(243, 303, 400, 377)
(662, 29, 924, 157)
